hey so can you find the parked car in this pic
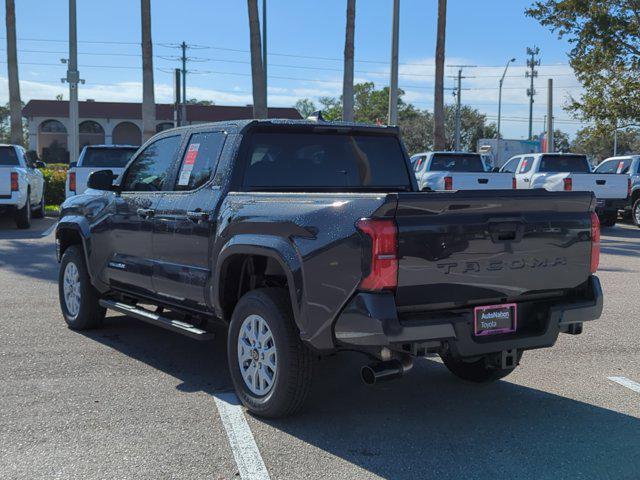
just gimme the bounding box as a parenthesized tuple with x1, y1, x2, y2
(56, 120, 603, 418)
(500, 153, 630, 227)
(66, 144, 138, 198)
(0, 144, 46, 229)
(411, 152, 515, 191)
(594, 155, 640, 226)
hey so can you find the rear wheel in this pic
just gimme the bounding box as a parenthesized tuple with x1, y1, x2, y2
(441, 351, 522, 383)
(228, 288, 313, 418)
(599, 212, 617, 228)
(15, 194, 31, 229)
(58, 245, 106, 330)
(633, 199, 640, 227)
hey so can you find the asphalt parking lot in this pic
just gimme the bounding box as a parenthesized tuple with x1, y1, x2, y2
(1, 216, 639, 480)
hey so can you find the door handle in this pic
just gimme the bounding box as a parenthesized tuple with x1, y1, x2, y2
(136, 208, 155, 219)
(186, 210, 209, 223)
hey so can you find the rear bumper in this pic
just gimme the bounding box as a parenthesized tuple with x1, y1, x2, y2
(596, 198, 627, 213)
(0, 191, 26, 209)
(333, 276, 603, 358)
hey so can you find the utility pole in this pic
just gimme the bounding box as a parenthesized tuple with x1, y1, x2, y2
(388, 0, 400, 125)
(449, 65, 474, 150)
(173, 68, 182, 127)
(546, 78, 553, 152)
(526, 46, 540, 140)
(180, 41, 188, 124)
(496, 58, 515, 166)
(262, 0, 267, 111)
(63, 0, 83, 164)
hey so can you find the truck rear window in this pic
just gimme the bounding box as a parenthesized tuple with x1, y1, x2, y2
(429, 153, 485, 172)
(243, 132, 412, 190)
(81, 148, 138, 168)
(539, 155, 590, 173)
(0, 147, 19, 166)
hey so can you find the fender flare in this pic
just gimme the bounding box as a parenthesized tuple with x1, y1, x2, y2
(56, 216, 94, 280)
(213, 234, 304, 329)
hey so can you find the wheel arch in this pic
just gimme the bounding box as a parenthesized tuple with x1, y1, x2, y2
(55, 218, 93, 279)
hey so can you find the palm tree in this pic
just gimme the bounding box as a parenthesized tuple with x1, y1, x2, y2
(433, 0, 447, 150)
(5, 0, 23, 145)
(342, 0, 356, 122)
(141, 0, 156, 142)
(247, 0, 267, 118)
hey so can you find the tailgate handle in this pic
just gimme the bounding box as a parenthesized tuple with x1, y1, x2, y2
(477, 178, 489, 184)
(596, 179, 606, 185)
(489, 222, 524, 243)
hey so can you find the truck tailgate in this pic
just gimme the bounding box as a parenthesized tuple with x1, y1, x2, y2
(448, 172, 513, 190)
(393, 190, 594, 309)
(533, 173, 628, 199)
(0, 167, 13, 196)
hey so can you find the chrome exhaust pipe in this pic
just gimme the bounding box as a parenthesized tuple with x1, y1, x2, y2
(361, 357, 413, 385)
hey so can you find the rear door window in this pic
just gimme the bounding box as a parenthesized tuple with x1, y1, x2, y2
(81, 148, 138, 168)
(539, 155, 590, 173)
(174, 132, 226, 191)
(243, 131, 412, 190)
(595, 160, 618, 174)
(428, 154, 485, 172)
(0, 147, 19, 166)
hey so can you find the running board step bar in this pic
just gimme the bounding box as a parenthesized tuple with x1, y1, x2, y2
(99, 299, 215, 341)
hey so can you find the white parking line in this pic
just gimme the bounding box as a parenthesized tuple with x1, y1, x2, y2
(213, 392, 270, 480)
(608, 376, 640, 394)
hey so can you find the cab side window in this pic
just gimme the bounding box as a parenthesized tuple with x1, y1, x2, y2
(174, 132, 226, 191)
(519, 156, 534, 173)
(501, 157, 520, 173)
(122, 135, 182, 192)
(595, 160, 617, 174)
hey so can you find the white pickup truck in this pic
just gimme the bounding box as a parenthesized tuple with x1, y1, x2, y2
(0, 144, 46, 229)
(66, 144, 138, 198)
(410, 151, 515, 191)
(500, 153, 630, 226)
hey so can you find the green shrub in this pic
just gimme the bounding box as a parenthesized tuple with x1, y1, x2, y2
(41, 167, 67, 206)
(44, 163, 70, 172)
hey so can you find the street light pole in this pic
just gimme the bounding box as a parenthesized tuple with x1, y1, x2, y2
(496, 57, 515, 167)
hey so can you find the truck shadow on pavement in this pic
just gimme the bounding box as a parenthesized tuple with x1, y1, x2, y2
(600, 225, 640, 257)
(0, 216, 56, 240)
(84, 315, 640, 480)
(0, 238, 58, 283)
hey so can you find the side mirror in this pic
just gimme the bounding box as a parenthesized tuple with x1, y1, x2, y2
(69, 162, 77, 169)
(35, 161, 47, 169)
(87, 169, 118, 191)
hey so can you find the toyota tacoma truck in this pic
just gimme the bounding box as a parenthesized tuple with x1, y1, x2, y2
(55, 119, 603, 418)
(410, 151, 515, 191)
(593, 155, 640, 226)
(66, 144, 138, 198)
(0, 144, 46, 228)
(500, 152, 630, 227)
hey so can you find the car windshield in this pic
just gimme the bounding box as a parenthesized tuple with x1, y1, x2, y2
(539, 155, 590, 173)
(0, 146, 19, 166)
(428, 154, 485, 172)
(244, 131, 412, 190)
(81, 147, 138, 168)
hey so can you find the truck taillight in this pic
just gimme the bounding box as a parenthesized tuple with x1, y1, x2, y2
(590, 212, 600, 274)
(356, 218, 398, 291)
(512, 177, 517, 190)
(444, 176, 453, 190)
(10, 172, 18, 191)
(69, 172, 76, 192)
(628, 177, 632, 197)
(563, 178, 572, 191)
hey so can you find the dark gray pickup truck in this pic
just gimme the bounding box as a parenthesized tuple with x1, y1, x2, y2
(56, 119, 603, 417)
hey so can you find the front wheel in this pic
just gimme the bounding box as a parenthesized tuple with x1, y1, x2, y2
(227, 288, 313, 418)
(58, 245, 106, 330)
(633, 199, 640, 227)
(32, 187, 45, 218)
(441, 351, 522, 383)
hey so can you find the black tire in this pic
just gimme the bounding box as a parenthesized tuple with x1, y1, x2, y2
(227, 288, 313, 418)
(441, 352, 522, 383)
(32, 187, 45, 218)
(58, 245, 106, 330)
(15, 193, 31, 229)
(599, 213, 616, 228)
(633, 198, 640, 228)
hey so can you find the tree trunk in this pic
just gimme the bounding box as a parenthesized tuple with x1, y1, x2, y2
(342, 0, 356, 122)
(247, 0, 267, 119)
(5, 0, 23, 145)
(433, 0, 447, 150)
(141, 0, 156, 142)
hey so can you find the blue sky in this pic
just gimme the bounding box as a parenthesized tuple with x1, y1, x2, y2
(1, 0, 584, 138)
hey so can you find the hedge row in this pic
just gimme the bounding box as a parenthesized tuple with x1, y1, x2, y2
(41, 167, 67, 206)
